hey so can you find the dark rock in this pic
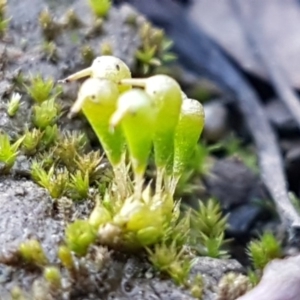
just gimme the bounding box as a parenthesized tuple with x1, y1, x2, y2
(204, 157, 266, 209)
(227, 204, 264, 237)
(11, 155, 31, 178)
(203, 157, 269, 237)
(265, 99, 298, 135)
(284, 143, 300, 194)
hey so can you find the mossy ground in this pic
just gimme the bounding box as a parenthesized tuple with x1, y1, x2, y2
(0, 0, 284, 299)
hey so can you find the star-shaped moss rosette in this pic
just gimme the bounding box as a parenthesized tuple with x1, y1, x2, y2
(88, 184, 177, 250)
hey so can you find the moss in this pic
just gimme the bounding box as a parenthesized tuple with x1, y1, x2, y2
(63, 9, 82, 29)
(31, 163, 69, 199)
(217, 272, 252, 300)
(38, 9, 61, 41)
(43, 267, 62, 290)
(19, 239, 48, 266)
(65, 220, 97, 256)
(135, 22, 177, 75)
(32, 98, 61, 129)
(21, 127, 44, 155)
(80, 45, 95, 66)
(42, 41, 58, 62)
(0, 132, 24, 173)
(0, 2, 222, 297)
(189, 274, 204, 299)
(147, 241, 193, 286)
(100, 41, 113, 55)
(7, 93, 22, 117)
(25, 75, 55, 103)
(189, 199, 229, 258)
(0, 0, 9, 37)
(88, 0, 111, 18)
(247, 231, 282, 271)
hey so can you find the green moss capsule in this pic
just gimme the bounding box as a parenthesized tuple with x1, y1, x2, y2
(110, 89, 157, 188)
(121, 75, 183, 192)
(173, 98, 205, 178)
(69, 77, 126, 167)
(121, 75, 182, 166)
(59, 55, 131, 93)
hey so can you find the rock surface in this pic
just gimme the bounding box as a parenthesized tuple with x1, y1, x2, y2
(204, 157, 268, 237)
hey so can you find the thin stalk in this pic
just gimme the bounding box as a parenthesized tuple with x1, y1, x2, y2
(112, 155, 127, 199)
(155, 167, 164, 195)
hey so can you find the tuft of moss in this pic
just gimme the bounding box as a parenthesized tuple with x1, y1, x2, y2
(247, 231, 282, 271)
(21, 127, 44, 156)
(44, 266, 62, 290)
(136, 22, 177, 74)
(42, 41, 58, 62)
(0, 0, 9, 38)
(54, 130, 88, 169)
(74, 150, 103, 182)
(32, 98, 61, 129)
(67, 170, 90, 200)
(86, 17, 103, 38)
(58, 245, 75, 270)
(221, 135, 258, 173)
(10, 286, 27, 300)
(81, 45, 95, 66)
(12, 71, 26, 90)
(89, 197, 112, 229)
(0, 17, 9, 37)
(147, 241, 194, 286)
(0, 133, 24, 173)
(88, 0, 111, 18)
(100, 41, 113, 55)
(7, 93, 22, 117)
(216, 272, 252, 300)
(63, 9, 82, 29)
(40, 124, 59, 149)
(25, 74, 55, 103)
(31, 163, 69, 199)
(189, 199, 229, 258)
(19, 239, 48, 266)
(65, 220, 97, 256)
(189, 274, 204, 299)
(38, 9, 60, 41)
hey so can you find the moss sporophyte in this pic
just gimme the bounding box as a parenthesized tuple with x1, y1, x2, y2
(56, 55, 208, 284)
